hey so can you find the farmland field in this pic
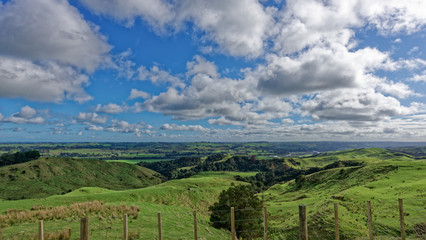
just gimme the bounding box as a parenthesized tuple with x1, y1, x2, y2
(0, 143, 425, 239)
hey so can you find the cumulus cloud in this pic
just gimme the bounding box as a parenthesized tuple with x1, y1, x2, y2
(105, 120, 153, 136)
(274, 0, 426, 55)
(1, 106, 44, 124)
(302, 89, 419, 122)
(377, 81, 419, 99)
(0, 0, 111, 103)
(358, 0, 426, 35)
(86, 125, 104, 131)
(79, 0, 273, 58)
(95, 103, 127, 114)
(0, 57, 93, 102)
(175, 0, 274, 57)
(160, 123, 208, 132)
(142, 57, 295, 126)
(253, 47, 392, 95)
(78, 0, 175, 29)
(138, 65, 184, 88)
(129, 89, 150, 100)
(74, 112, 107, 125)
(409, 72, 426, 82)
(85, 125, 104, 131)
(143, 57, 260, 122)
(0, 0, 110, 72)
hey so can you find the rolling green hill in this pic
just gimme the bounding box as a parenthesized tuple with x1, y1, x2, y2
(0, 171, 249, 239)
(264, 159, 426, 239)
(0, 157, 162, 200)
(287, 147, 415, 168)
(0, 148, 424, 239)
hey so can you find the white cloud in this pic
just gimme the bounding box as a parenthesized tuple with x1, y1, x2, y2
(282, 118, 295, 124)
(0, 0, 110, 72)
(409, 73, 426, 82)
(1, 106, 44, 124)
(79, 0, 273, 58)
(113, 50, 137, 79)
(302, 89, 419, 122)
(0, 57, 92, 102)
(137, 65, 184, 88)
(95, 103, 126, 114)
(143, 57, 266, 124)
(273, 0, 426, 55)
(74, 112, 107, 125)
(377, 81, 419, 99)
(254, 47, 390, 95)
(78, 0, 175, 30)
(105, 120, 152, 137)
(144, 61, 293, 126)
(358, 0, 426, 35)
(176, 0, 274, 57)
(160, 123, 208, 132)
(408, 46, 419, 55)
(0, 0, 112, 103)
(129, 89, 150, 100)
(86, 125, 104, 131)
(15, 106, 36, 118)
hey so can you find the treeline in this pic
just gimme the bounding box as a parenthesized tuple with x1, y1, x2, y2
(139, 154, 363, 184)
(0, 150, 41, 167)
(235, 160, 363, 191)
(139, 156, 204, 178)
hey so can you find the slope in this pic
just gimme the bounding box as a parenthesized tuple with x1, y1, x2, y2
(0, 171, 250, 239)
(0, 157, 162, 200)
(264, 159, 426, 239)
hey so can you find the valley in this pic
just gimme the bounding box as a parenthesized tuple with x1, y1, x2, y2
(0, 143, 425, 239)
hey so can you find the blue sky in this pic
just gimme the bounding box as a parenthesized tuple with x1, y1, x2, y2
(0, 0, 425, 142)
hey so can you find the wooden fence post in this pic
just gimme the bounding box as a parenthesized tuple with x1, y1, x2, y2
(399, 198, 406, 240)
(366, 201, 373, 240)
(264, 206, 268, 240)
(80, 216, 89, 240)
(231, 207, 236, 240)
(38, 220, 44, 240)
(299, 204, 308, 240)
(193, 210, 198, 240)
(123, 214, 128, 240)
(158, 212, 162, 240)
(334, 202, 339, 240)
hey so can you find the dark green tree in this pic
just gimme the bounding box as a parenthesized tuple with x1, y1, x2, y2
(209, 185, 263, 239)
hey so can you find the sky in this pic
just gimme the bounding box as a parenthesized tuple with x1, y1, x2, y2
(0, 0, 425, 142)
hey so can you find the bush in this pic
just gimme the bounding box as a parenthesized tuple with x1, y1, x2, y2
(209, 185, 263, 239)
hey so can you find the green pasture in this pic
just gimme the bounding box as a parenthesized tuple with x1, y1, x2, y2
(0, 172, 249, 239)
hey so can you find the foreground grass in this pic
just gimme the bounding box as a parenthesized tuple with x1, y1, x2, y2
(0, 172, 252, 239)
(264, 159, 426, 239)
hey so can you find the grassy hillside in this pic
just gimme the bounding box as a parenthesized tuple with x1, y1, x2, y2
(264, 159, 426, 239)
(389, 146, 426, 157)
(0, 148, 424, 239)
(0, 157, 162, 200)
(0, 171, 250, 239)
(287, 148, 415, 168)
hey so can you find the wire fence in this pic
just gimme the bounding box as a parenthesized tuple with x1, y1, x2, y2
(0, 198, 424, 239)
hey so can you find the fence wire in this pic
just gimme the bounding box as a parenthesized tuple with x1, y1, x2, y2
(0, 198, 424, 240)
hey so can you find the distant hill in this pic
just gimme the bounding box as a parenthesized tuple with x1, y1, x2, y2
(389, 146, 426, 157)
(293, 147, 415, 168)
(0, 157, 162, 200)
